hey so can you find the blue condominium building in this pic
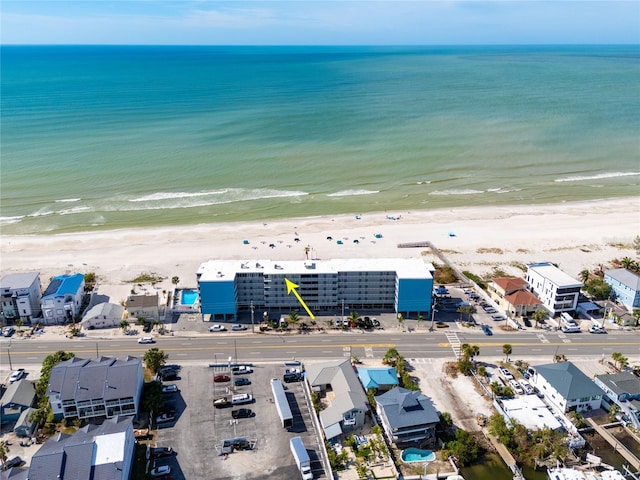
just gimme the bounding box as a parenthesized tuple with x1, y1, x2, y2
(197, 258, 434, 321)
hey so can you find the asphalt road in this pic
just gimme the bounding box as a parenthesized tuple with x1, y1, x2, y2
(1, 329, 638, 367)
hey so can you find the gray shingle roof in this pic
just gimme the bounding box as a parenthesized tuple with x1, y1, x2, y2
(28, 416, 133, 480)
(534, 362, 604, 400)
(48, 356, 140, 402)
(376, 387, 440, 430)
(0, 379, 36, 409)
(81, 302, 125, 322)
(595, 372, 640, 396)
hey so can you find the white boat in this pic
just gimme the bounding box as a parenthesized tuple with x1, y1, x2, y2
(547, 468, 626, 480)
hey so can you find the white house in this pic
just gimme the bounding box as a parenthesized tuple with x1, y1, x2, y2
(525, 263, 582, 315)
(0, 272, 43, 323)
(529, 362, 604, 414)
(594, 372, 640, 430)
(41, 273, 85, 324)
(81, 302, 125, 330)
(125, 294, 159, 320)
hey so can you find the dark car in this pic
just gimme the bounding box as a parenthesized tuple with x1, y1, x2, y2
(150, 447, 173, 457)
(232, 408, 253, 419)
(3, 456, 23, 469)
(214, 375, 231, 383)
(157, 370, 177, 381)
(235, 377, 251, 386)
(284, 372, 302, 383)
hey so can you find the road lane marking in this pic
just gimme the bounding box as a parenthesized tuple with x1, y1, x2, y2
(176, 353, 188, 356)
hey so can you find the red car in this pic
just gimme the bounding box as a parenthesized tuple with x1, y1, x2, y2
(214, 375, 231, 383)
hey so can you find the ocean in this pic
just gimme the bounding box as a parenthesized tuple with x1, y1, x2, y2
(1, 45, 638, 235)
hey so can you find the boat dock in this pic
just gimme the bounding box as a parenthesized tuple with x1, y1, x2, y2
(586, 418, 640, 470)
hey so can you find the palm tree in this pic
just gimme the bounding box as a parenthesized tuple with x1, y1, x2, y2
(579, 269, 590, 283)
(304, 245, 310, 260)
(0, 440, 8, 470)
(397, 313, 404, 329)
(461, 343, 480, 361)
(348, 311, 360, 327)
(119, 320, 130, 334)
(15, 318, 23, 333)
(532, 308, 547, 329)
(417, 314, 424, 329)
(632, 309, 640, 327)
(611, 352, 628, 370)
(620, 257, 635, 270)
(287, 311, 300, 329)
(502, 344, 513, 362)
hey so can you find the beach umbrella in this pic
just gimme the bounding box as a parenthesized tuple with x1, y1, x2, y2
(374, 233, 382, 239)
(336, 240, 343, 245)
(326, 236, 333, 241)
(242, 240, 249, 245)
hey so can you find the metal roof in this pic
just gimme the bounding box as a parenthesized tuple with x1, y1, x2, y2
(376, 387, 440, 430)
(357, 368, 398, 390)
(534, 362, 604, 400)
(605, 268, 640, 290)
(0, 272, 40, 291)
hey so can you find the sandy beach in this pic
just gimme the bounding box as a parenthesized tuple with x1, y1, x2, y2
(1, 197, 637, 302)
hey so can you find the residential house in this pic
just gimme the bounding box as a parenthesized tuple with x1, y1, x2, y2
(375, 387, 440, 446)
(41, 274, 85, 325)
(47, 356, 143, 421)
(357, 367, 398, 393)
(125, 294, 159, 321)
(525, 263, 582, 315)
(0, 272, 42, 323)
(14, 407, 37, 438)
(306, 359, 368, 440)
(81, 302, 125, 330)
(489, 277, 543, 319)
(0, 379, 36, 425)
(529, 362, 604, 414)
(604, 269, 640, 312)
(594, 372, 640, 430)
(27, 415, 134, 480)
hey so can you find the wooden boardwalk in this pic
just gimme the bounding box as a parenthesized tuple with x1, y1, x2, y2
(586, 417, 640, 470)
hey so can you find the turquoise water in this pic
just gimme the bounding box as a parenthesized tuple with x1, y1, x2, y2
(1, 45, 639, 235)
(401, 448, 435, 463)
(180, 290, 198, 306)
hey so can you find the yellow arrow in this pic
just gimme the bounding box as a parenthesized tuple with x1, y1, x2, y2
(285, 278, 315, 319)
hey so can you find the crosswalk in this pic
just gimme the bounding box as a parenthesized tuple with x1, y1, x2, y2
(444, 332, 462, 358)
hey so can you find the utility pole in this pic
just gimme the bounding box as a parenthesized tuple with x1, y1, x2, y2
(430, 299, 438, 332)
(7, 347, 13, 370)
(250, 301, 255, 333)
(341, 299, 345, 322)
(96, 343, 99, 358)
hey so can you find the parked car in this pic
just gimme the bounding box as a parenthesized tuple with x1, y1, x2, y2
(214, 375, 231, 383)
(499, 367, 514, 380)
(519, 380, 534, 395)
(138, 336, 155, 344)
(213, 396, 229, 408)
(509, 379, 524, 395)
(561, 325, 581, 333)
(3, 456, 23, 469)
(150, 447, 173, 457)
(156, 413, 175, 423)
(284, 372, 303, 383)
(9, 369, 26, 383)
(161, 384, 179, 394)
(491, 314, 506, 321)
(209, 324, 226, 332)
(231, 393, 253, 405)
(481, 324, 493, 336)
(589, 325, 607, 334)
(231, 324, 247, 331)
(231, 408, 254, 419)
(233, 366, 253, 375)
(2, 327, 16, 338)
(150, 465, 171, 477)
(235, 377, 251, 386)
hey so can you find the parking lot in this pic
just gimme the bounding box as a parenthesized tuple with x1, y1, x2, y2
(153, 363, 327, 480)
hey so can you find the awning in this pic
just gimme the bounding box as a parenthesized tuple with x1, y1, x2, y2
(324, 422, 343, 440)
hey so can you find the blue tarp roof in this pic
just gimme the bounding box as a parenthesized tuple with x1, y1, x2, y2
(357, 367, 398, 390)
(43, 274, 84, 297)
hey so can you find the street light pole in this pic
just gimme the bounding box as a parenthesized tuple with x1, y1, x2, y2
(430, 299, 438, 332)
(250, 301, 255, 333)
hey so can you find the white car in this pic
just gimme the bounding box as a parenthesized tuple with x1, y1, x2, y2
(9, 369, 25, 383)
(161, 384, 179, 394)
(499, 367, 514, 381)
(138, 336, 155, 344)
(150, 465, 171, 477)
(231, 324, 247, 331)
(209, 324, 226, 332)
(589, 325, 606, 334)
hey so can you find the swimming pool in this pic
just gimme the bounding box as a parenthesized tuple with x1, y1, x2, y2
(401, 448, 435, 463)
(180, 289, 199, 305)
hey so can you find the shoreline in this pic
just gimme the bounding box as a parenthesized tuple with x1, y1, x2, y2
(2, 197, 637, 303)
